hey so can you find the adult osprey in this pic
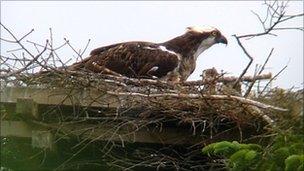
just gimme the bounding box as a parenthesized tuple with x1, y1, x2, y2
(69, 26, 227, 83)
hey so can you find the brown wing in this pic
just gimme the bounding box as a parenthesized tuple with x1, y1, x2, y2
(83, 42, 179, 79)
(67, 43, 124, 71)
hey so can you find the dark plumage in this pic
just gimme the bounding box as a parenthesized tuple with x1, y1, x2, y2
(68, 26, 227, 83)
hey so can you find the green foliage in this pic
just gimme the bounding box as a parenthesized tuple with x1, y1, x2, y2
(202, 141, 262, 171)
(202, 88, 304, 171)
(285, 155, 304, 171)
(202, 134, 304, 171)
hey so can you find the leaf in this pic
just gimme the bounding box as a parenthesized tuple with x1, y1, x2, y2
(214, 146, 231, 155)
(247, 144, 262, 151)
(238, 143, 250, 149)
(214, 141, 233, 149)
(297, 164, 304, 171)
(285, 155, 303, 171)
(213, 141, 239, 156)
(273, 147, 290, 166)
(202, 143, 216, 155)
(289, 143, 304, 154)
(229, 149, 250, 171)
(244, 150, 258, 161)
(230, 149, 249, 163)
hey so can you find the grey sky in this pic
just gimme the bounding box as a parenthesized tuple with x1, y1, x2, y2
(1, 1, 303, 89)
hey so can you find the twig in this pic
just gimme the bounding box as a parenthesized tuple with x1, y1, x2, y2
(19, 29, 34, 42)
(244, 48, 274, 97)
(244, 64, 259, 97)
(259, 63, 288, 96)
(257, 48, 274, 93)
(232, 35, 254, 89)
(237, 2, 303, 39)
(183, 73, 272, 86)
(80, 39, 91, 58)
(259, 48, 274, 75)
(0, 40, 48, 78)
(106, 91, 288, 112)
(64, 38, 84, 61)
(0, 23, 52, 71)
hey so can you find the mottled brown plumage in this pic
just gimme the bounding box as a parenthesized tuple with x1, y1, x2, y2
(68, 26, 227, 83)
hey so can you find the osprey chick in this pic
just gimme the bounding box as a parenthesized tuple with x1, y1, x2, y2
(69, 26, 227, 83)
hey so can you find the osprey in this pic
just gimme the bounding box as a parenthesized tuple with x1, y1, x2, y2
(69, 26, 227, 83)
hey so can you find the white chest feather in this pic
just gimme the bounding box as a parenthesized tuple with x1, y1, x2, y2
(193, 37, 215, 60)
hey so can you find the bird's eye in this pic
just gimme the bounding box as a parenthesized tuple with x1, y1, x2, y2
(211, 31, 217, 37)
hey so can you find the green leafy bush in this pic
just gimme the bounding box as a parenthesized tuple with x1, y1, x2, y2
(202, 134, 304, 171)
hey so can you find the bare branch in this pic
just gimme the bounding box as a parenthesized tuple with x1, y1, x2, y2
(237, 1, 303, 39)
(18, 28, 34, 42)
(80, 39, 91, 58)
(0, 37, 16, 43)
(106, 91, 288, 112)
(259, 48, 274, 75)
(183, 73, 272, 86)
(0, 40, 48, 78)
(64, 38, 84, 61)
(259, 63, 288, 96)
(232, 35, 254, 89)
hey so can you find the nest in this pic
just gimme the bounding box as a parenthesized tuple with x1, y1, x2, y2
(1, 1, 302, 167)
(1, 66, 287, 170)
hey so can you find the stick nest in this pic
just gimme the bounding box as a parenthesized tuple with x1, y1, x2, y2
(1, 67, 287, 170)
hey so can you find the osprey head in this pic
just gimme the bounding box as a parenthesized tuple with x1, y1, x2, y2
(186, 26, 228, 45)
(185, 26, 227, 59)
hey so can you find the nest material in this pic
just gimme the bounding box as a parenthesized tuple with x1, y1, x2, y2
(20, 68, 284, 122)
(1, 68, 287, 170)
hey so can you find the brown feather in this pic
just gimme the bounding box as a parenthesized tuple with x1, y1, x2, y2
(67, 26, 227, 82)
(84, 42, 179, 79)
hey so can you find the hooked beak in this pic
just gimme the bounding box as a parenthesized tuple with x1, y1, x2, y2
(217, 35, 228, 45)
